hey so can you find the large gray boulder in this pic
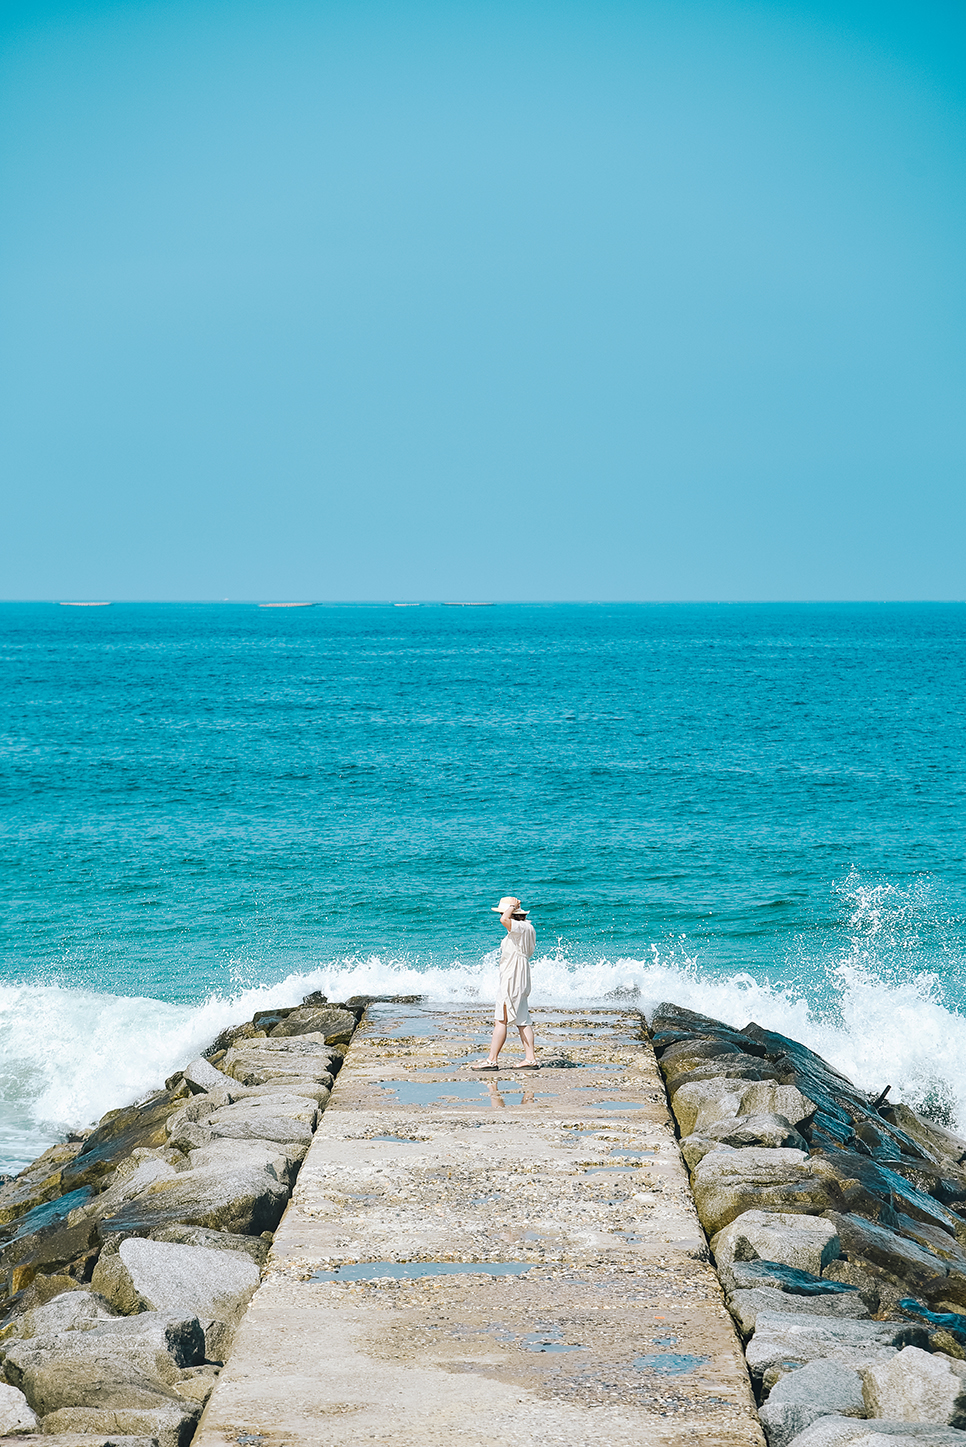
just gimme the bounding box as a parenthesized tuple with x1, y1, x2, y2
(182, 1057, 229, 1094)
(759, 1361, 865, 1447)
(785, 1418, 966, 1447)
(231, 1078, 332, 1105)
(0, 1381, 37, 1433)
(680, 1135, 734, 1169)
(701, 1113, 809, 1151)
(693, 1150, 834, 1234)
(96, 1151, 291, 1239)
(739, 1083, 817, 1127)
(746, 1312, 927, 1385)
(19, 1287, 117, 1339)
(221, 1052, 334, 1089)
(92, 1239, 259, 1336)
(670, 1079, 746, 1136)
(862, 1346, 966, 1426)
(728, 1286, 869, 1337)
(38, 1402, 199, 1447)
(200, 1097, 316, 1148)
(2, 1311, 204, 1414)
(712, 1210, 841, 1275)
(149, 1224, 271, 1266)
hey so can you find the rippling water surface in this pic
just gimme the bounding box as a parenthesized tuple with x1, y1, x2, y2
(1, 601, 964, 1168)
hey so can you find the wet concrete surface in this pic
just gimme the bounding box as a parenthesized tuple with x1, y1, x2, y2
(193, 1003, 765, 1447)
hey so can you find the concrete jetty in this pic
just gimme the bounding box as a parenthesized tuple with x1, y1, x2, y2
(193, 1002, 765, 1447)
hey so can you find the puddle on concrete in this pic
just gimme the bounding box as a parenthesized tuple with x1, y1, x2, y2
(370, 1134, 425, 1144)
(652, 1335, 679, 1346)
(311, 1261, 534, 1282)
(377, 1079, 555, 1108)
(523, 1330, 587, 1353)
(581, 1099, 649, 1111)
(634, 1353, 709, 1375)
(365, 1004, 439, 1038)
(377, 1080, 491, 1104)
(585, 1166, 643, 1175)
(610, 1147, 658, 1158)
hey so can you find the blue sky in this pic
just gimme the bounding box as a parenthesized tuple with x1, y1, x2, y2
(1, 0, 963, 601)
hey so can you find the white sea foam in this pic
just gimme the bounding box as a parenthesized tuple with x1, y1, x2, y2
(2, 942, 966, 1172)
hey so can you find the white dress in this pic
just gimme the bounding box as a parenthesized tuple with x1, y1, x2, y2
(495, 919, 536, 1026)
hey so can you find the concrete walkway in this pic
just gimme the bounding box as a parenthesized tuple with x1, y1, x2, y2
(193, 1002, 764, 1447)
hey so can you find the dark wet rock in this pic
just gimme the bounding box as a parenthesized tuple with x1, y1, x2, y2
(722, 1259, 860, 1297)
(252, 1008, 295, 1030)
(824, 1213, 955, 1302)
(895, 1215, 966, 1270)
(649, 1004, 769, 1058)
(1, 1186, 94, 1244)
(881, 1105, 966, 1173)
(62, 1093, 187, 1193)
(268, 1005, 357, 1043)
(810, 1153, 962, 1238)
(899, 1302, 966, 1346)
(0, 1145, 83, 1229)
(0, 1215, 100, 1297)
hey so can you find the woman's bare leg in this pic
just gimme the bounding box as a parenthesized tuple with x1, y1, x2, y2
(488, 1019, 508, 1062)
(516, 1023, 537, 1064)
(472, 1010, 508, 1067)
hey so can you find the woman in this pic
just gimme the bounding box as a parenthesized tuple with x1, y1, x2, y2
(471, 895, 538, 1071)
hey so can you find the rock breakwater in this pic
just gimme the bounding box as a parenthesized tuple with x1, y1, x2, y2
(650, 1002, 966, 1447)
(0, 994, 370, 1447)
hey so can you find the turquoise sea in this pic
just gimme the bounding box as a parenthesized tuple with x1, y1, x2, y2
(1, 601, 964, 1171)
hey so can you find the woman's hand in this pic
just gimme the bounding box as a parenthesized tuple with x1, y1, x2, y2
(500, 897, 521, 932)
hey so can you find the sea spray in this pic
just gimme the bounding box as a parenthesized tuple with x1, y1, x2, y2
(4, 948, 966, 1173)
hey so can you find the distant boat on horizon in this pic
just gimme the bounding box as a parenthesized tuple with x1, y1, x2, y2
(59, 601, 111, 607)
(258, 602, 316, 608)
(393, 603, 420, 607)
(442, 602, 496, 607)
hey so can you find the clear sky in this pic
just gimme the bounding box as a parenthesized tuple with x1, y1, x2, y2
(1, 0, 963, 601)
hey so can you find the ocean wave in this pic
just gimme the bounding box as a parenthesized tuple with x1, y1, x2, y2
(1, 946, 965, 1172)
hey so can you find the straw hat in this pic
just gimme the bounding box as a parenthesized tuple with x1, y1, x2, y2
(491, 896, 528, 917)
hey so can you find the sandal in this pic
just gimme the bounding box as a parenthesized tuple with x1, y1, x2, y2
(469, 1062, 500, 1071)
